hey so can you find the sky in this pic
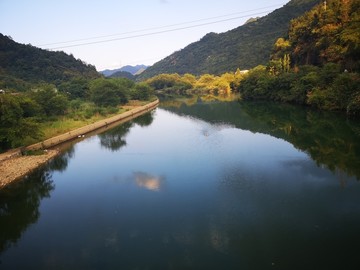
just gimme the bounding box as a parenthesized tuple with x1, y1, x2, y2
(0, 0, 289, 71)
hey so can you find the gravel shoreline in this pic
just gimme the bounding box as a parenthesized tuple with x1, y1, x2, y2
(0, 150, 59, 189)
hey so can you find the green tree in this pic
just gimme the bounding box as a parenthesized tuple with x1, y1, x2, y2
(89, 78, 128, 107)
(288, 0, 360, 70)
(182, 73, 197, 86)
(131, 83, 153, 101)
(111, 77, 135, 90)
(283, 54, 291, 73)
(31, 84, 69, 116)
(0, 94, 41, 151)
(58, 78, 89, 99)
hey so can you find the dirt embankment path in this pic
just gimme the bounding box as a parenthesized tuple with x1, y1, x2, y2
(0, 99, 159, 189)
(0, 150, 59, 188)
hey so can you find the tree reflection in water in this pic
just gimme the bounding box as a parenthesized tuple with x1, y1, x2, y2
(0, 146, 74, 255)
(132, 111, 154, 127)
(98, 122, 133, 151)
(98, 111, 155, 152)
(162, 97, 360, 180)
(0, 107, 155, 259)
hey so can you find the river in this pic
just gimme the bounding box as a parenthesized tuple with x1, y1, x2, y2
(1, 97, 360, 270)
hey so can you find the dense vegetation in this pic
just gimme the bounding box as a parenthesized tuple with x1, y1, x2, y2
(239, 64, 360, 115)
(0, 35, 154, 152)
(0, 34, 100, 91)
(139, 0, 318, 79)
(145, 71, 244, 95)
(2, 0, 359, 152)
(238, 0, 360, 116)
(288, 0, 360, 70)
(0, 78, 154, 151)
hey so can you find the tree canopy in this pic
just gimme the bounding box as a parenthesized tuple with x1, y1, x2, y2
(288, 0, 360, 70)
(0, 94, 41, 150)
(238, 0, 360, 116)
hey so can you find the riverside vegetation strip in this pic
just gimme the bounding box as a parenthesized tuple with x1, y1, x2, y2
(0, 99, 159, 189)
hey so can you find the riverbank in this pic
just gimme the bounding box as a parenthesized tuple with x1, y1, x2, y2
(0, 99, 159, 189)
(0, 149, 59, 189)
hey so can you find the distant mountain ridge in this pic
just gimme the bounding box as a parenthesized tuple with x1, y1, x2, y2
(101, 65, 148, 77)
(109, 70, 135, 80)
(139, 0, 319, 79)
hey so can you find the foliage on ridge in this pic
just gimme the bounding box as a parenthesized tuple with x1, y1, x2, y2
(139, 0, 319, 79)
(238, 0, 360, 116)
(0, 33, 100, 91)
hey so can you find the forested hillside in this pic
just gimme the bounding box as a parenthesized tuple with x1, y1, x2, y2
(139, 0, 319, 79)
(0, 35, 155, 152)
(109, 71, 135, 80)
(287, 0, 360, 70)
(0, 34, 100, 91)
(239, 0, 360, 115)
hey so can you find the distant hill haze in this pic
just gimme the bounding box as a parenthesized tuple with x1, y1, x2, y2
(139, 0, 319, 79)
(101, 65, 148, 77)
(109, 71, 135, 80)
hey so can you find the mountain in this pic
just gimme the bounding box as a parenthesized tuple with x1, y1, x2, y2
(244, 17, 260, 24)
(0, 34, 100, 91)
(101, 65, 148, 77)
(139, 0, 319, 79)
(109, 70, 135, 80)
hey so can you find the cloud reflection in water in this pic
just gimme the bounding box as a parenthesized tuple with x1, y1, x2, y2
(133, 172, 165, 192)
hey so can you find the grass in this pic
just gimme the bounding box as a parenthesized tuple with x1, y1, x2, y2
(40, 105, 128, 140)
(22, 149, 46, 156)
(20, 99, 157, 147)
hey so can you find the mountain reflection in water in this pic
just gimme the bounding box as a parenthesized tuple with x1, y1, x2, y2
(161, 97, 360, 181)
(0, 98, 359, 270)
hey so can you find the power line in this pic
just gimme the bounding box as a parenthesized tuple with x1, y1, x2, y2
(47, 10, 276, 50)
(39, 4, 282, 47)
(98, 26, 288, 70)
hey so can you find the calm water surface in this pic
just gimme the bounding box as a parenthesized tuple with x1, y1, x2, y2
(1, 99, 360, 269)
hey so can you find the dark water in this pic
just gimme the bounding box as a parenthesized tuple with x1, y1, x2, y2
(1, 98, 360, 270)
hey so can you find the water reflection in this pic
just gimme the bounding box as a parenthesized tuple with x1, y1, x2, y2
(98, 122, 132, 151)
(0, 170, 54, 254)
(211, 159, 360, 269)
(132, 111, 154, 127)
(208, 224, 229, 253)
(133, 172, 165, 191)
(48, 146, 75, 172)
(98, 111, 155, 152)
(1, 100, 359, 269)
(0, 146, 74, 255)
(162, 98, 360, 180)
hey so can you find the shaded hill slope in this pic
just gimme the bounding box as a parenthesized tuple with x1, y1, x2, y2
(0, 34, 100, 91)
(139, 0, 319, 79)
(109, 70, 135, 80)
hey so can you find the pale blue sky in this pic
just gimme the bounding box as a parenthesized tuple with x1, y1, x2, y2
(0, 0, 289, 71)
